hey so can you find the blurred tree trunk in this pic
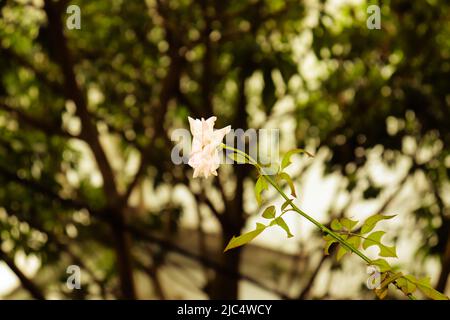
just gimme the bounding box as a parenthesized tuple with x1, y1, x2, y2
(210, 189, 245, 299)
(43, 0, 136, 298)
(209, 72, 249, 299)
(210, 168, 246, 299)
(210, 234, 243, 299)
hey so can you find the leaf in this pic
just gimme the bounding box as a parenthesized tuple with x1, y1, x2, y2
(228, 152, 248, 164)
(378, 245, 397, 258)
(278, 172, 296, 197)
(396, 276, 417, 295)
(281, 148, 313, 170)
(273, 217, 294, 238)
(255, 176, 268, 205)
(401, 275, 449, 300)
(334, 234, 348, 261)
(340, 218, 358, 231)
(323, 234, 338, 255)
(362, 231, 397, 258)
(336, 246, 348, 261)
(409, 276, 449, 300)
(347, 235, 361, 251)
(224, 223, 266, 252)
(330, 219, 342, 231)
(281, 199, 292, 211)
(370, 259, 391, 272)
(262, 205, 276, 219)
(330, 218, 358, 231)
(361, 214, 396, 234)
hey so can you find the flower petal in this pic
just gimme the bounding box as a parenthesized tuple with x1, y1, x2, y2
(188, 117, 202, 137)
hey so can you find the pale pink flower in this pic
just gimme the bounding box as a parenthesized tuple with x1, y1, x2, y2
(188, 116, 231, 178)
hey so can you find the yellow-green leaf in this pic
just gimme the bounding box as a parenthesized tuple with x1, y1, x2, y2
(379, 245, 398, 258)
(361, 214, 396, 234)
(273, 217, 293, 238)
(370, 259, 391, 272)
(224, 223, 266, 252)
(362, 231, 397, 258)
(413, 277, 449, 300)
(262, 205, 276, 219)
(255, 176, 268, 205)
(396, 276, 417, 295)
(278, 172, 296, 197)
(281, 148, 313, 170)
(347, 235, 361, 251)
(281, 199, 292, 211)
(330, 219, 342, 231)
(336, 246, 348, 261)
(323, 234, 338, 255)
(340, 218, 358, 231)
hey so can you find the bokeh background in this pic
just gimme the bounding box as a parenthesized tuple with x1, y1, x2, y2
(0, 0, 449, 299)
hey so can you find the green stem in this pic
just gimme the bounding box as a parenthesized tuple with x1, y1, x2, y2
(221, 143, 371, 263)
(221, 144, 416, 300)
(263, 174, 372, 263)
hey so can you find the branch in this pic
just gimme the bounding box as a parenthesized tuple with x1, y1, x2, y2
(124, 223, 291, 299)
(297, 253, 328, 299)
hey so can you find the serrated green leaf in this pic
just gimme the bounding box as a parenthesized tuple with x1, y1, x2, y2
(370, 259, 391, 272)
(228, 152, 248, 164)
(224, 223, 266, 252)
(278, 172, 296, 197)
(273, 217, 293, 238)
(281, 148, 313, 170)
(340, 218, 358, 231)
(255, 176, 268, 205)
(262, 205, 276, 219)
(362, 231, 397, 257)
(331, 219, 342, 231)
(361, 214, 396, 234)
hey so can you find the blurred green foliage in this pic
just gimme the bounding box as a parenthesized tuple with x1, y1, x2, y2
(0, 0, 449, 299)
